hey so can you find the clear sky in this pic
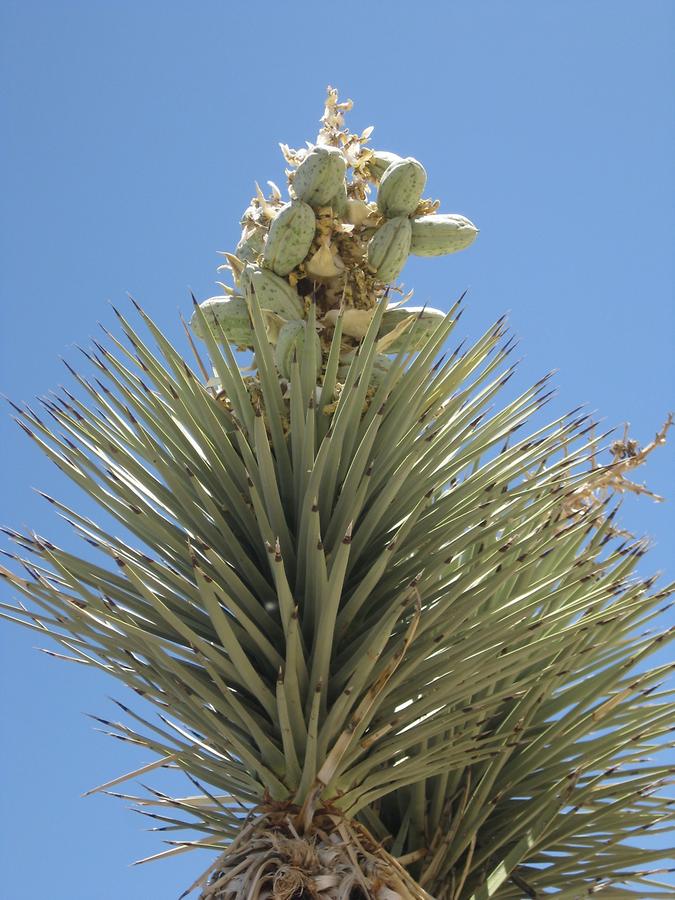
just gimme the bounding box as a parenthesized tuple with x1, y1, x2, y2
(1, 1, 673, 897)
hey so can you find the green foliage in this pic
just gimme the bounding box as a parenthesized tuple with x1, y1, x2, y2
(2, 288, 673, 897)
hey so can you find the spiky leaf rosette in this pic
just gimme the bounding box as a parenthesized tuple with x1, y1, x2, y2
(2, 90, 674, 899)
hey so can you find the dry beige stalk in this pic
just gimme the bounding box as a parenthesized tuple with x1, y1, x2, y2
(560, 414, 673, 527)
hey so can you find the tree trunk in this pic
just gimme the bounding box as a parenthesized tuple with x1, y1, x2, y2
(184, 810, 434, 900)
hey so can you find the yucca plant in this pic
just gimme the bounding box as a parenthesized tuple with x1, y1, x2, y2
(2, 88, 674, 899)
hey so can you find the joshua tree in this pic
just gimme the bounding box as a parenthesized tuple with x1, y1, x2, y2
(2, 89, 673, 899)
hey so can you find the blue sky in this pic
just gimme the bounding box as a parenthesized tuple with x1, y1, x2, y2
(1, 1, 673, 897)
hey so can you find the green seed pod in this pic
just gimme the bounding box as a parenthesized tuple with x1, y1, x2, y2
(372, 353, 393, 384)
(372, 353, 393, 385)
(409, 214, 479, 257)
(274, 320, 321, 379)
(241, 264, 304, 321)
(376, 157, 427, 218)
(367, 216, 412, 283)
(330, 181, 349, 217)
(235, 227, 265, 263)
(338, 353, 392, 387)
(292, 145, 347, 208)
(365, 150, 403, 182)
(377, 305, 446, 353)
(190, 296, 254, 348)
(262, 200, 316, 276)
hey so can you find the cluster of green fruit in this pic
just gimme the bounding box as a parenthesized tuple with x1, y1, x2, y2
(190, 134, 478, 386)
(365, 151, 477, 279)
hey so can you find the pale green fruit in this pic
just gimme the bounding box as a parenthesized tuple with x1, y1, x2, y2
(367, 216, 412, 283)
(274, 320, 321, 379)
(365, 149, 403, 182)
(377, 305, 446, 353)
(338, 352, 392, 386)
(292, 145, 347, 208)
(262, 201, 316, 277)
(329, 181, 349, 217)
(376, 157, 427, 218)
(190, 295, 254, 348)
(409, 213, 479, 257)
(241, 264, 304, 320)
(235, 227, 265, 262)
